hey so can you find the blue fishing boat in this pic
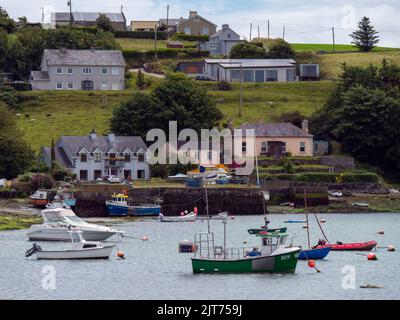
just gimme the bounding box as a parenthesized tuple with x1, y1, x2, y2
(298, 246, 331, 260)
(106, 194, 129, 216)
(130, 205, 161, 216)
(284, 220, 306, 223)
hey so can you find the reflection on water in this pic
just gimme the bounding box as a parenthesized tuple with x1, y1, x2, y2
(0, 213, 399, 300)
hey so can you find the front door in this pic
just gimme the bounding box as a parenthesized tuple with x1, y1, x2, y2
(81, 80, 94, 91)
(268, 142, 284, 158)
(255, 70, 264, 82)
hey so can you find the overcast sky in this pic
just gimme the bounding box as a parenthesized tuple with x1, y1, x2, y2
(2, 0, 400, 47)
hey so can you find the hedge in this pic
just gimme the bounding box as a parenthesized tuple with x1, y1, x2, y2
(114, 31, 168, 40)
(123, 49, 209, 65)
(341, 173, 379, 183)
(171, 33, 209, 42)
(262, 172, 379, 183)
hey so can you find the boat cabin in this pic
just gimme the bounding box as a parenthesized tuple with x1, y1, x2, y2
(256, 232, 290, 255)
(111, 193, 129, 205)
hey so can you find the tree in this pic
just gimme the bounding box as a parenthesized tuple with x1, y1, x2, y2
(136, 69, 145, 90)
(350, 17, 379, 52)
(0, 103, 34, 179)
(310, 60, 400, 175)
(111, 73, 223, 139)
(273, 111, 305, 128)
(230, 42, 267, 59)
(96, 14, 114, 33)
(0, 7, 16, 33)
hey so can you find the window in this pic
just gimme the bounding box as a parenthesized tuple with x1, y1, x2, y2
(137, 170, 145, 179)
(67, 67, 74, 74)
(56, 67, 63, 74)
(124, 170, 132, 180)
(79, 170, 88, 181)
(124, 154, 131, 162)
(266, 70, 278, 82)
(300, 142, 306, 153)
(80, 153, 87, 162)
(282, 142, 287, 153)
(81, 80, 94, 91)
(56, 82, 63, 89)
(184, 27, 191, 34)
(255, 70, 264, 83)
(261, 141, 268, 153)
(101, 83, 108, 90)
(82, 67, 92, 75)
(201, 28, 209, 35)
(94, 170, 102, 180)
(101, 68, 108, 75)
(94, 153, 101, 162)
(111, 67, 119, 76)
(243, 70, 254, 82)
(286, 69, 296, 82)
(242, 142, 247, 153)
(67, 82, 74, 89)
(111, 82, 119, 90)
(230, 69, 241, 82)
(138, 153, 145, 162)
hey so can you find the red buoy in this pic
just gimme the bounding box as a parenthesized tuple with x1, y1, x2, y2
(367, 253, 377, 261)
(194, 207, 198, 214)
(117, 251, 125, 259)
(308, 260, 316, 268)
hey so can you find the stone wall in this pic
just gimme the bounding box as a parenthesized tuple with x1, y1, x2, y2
(74, 187, 265, 217)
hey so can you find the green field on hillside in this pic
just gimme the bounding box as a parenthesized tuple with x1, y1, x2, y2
(292, 43, 400, 52)
(16, 81, 334, 152)
(116, 38, 197, 50)
(321, 50, 400, 79)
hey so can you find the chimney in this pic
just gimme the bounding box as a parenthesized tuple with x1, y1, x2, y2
(108, 133, 115, 143)
(302, 120, 309, 133)
(89, 129, 97, 140)
(222, 24, 229, 31)
(189, 11, 198, 18)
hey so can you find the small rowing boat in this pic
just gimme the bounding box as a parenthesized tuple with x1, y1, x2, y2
(284, 220, 306, 223)
(318, 240, 377, 251)
(298, 246, 331, 260)
(159, 212, 197, 222)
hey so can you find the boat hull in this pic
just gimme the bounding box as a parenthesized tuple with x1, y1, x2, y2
(192, 248, 300, 274)
(36, 245, 114, 260)
(298, 246, 331, 260)
(27, 228, 117, 242)
(319, 241, 377, 251)
(248, 227, 287, 234)
(160, 214, 196, 222)
(130, 206, 161, 216)
(106, 203, 129, 216)
(30, 199, 49, 208)
(63, 199, 76, 207)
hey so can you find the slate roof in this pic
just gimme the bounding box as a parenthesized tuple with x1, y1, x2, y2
(42, 49, 126, 67)
(59, 135, 147, 155)
(52, 12, 71, 22)
(30, 71, 50, 81)
(204, 59, 296, 68)
(42, 147, 74, 168)
(72, 12, 126, 23)
(210, 26, 240, 40)
(178, 14, 217, 27)
(159, 18, 183, 27)
(239, 122, 313, 138)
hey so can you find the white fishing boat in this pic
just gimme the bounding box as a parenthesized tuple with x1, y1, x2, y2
(25, 230, 115, 260)
(201, 212, 229, 220)
(159, 211, 197, 222)
(27, 208, 123, 241)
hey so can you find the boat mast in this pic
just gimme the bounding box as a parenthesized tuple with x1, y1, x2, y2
(204, 180, 211, 234)
(304, 189, 311, 250)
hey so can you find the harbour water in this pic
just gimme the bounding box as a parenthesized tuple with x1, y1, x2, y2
(0, 213, 399, 300)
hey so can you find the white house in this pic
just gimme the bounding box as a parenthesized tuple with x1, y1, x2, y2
(199, 24, 243, 56)
(39, 132, 150, 181)
(203, 59, 297, 82)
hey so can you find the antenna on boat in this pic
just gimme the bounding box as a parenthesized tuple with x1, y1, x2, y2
(304, 189, 311, 250)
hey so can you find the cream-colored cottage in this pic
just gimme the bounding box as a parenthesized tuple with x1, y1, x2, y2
(239, 121, 313, 157)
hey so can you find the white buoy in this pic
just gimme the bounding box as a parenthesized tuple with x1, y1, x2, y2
(388, 245, 395, 252)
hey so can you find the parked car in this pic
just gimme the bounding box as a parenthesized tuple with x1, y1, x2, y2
(195, 75, 213, 81)
(0, 179, 7, 188)
(107, 176, 121, 184)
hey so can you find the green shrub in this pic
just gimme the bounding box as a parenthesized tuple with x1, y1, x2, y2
(217, 81, 232, 91)
(171, 33, 209, 42)
(342, 173, 379, 183)
(293, 172, 379, 183)
(114, 31, 168, 39)
(293, 173, 336, 182)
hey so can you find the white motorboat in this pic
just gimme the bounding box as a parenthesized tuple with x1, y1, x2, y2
(25, 230, 115, 260)
(27, 208, 123, 241)
(200, 212, 229, 220)
(159, 211, 197, 222)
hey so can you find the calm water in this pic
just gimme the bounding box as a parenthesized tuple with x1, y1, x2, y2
(0, 213, 399, 300)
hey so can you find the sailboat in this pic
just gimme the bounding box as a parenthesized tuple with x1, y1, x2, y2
(298, 190, 331, 260)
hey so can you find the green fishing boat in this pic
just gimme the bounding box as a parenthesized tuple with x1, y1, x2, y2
(191, 228, 301, 274)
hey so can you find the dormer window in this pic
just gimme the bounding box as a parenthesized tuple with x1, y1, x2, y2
(80, 153, 87, 162)
(94, 153, 101, 162)
(138, 153, 145, 162)
(124, 154, 131, 162)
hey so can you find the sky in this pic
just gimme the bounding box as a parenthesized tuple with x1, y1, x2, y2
(2, 0, 400, 47)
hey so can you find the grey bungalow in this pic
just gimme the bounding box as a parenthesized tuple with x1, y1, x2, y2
(29, 49, 126, 91)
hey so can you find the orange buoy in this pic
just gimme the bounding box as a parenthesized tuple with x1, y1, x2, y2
(117, 251, 125, 259)
(388, 245, 395, 252)
(308, 260, 316, 268)
(378, 230, 384, 235)
(367, 253, 377, 261)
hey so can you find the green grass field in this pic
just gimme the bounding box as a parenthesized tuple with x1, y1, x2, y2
(16, 81, 334, 152)
(292, 43, 400, 52)
(116, 38, 197, 51)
